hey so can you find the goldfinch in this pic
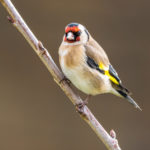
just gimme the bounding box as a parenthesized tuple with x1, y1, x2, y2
(58, 23, 141, 110)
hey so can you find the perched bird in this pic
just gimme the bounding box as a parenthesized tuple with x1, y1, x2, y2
(58, 23, 141, 110)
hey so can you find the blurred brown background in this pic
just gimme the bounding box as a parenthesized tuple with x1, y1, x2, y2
(0, 0, 149, 150)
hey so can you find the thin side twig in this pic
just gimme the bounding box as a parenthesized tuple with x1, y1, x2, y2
(0, 0, 121, 149)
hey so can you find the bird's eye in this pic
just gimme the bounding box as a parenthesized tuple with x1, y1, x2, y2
(75, 31, 81, 37)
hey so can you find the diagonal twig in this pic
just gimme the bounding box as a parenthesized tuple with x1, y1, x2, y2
(0, 0, 121, 149)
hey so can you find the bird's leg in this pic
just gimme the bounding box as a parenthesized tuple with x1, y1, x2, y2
(76, 95, 91, 115)
(59, 76, 71, 86)
(84, 94, 91, 105)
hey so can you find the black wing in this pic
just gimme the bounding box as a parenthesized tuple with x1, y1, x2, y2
(86, 56, 104, 74)
(87, 56, 130, 95)
(109, 65, 131, 94)
(108, 65, 121, 83)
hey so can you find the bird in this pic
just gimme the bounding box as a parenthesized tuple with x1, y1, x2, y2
(58, 23, 141, 111)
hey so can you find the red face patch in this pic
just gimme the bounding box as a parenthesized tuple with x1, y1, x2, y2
(76, 36, 80, 41)
(64, 25, 81, 43)
(65, 26, 80, 33)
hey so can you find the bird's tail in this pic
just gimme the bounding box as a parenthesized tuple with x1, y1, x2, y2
(112, 83, 142, 111)
(117, 89, 142, 111)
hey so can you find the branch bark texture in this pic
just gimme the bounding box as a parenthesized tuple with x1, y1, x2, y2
(1, 0, 121, 150)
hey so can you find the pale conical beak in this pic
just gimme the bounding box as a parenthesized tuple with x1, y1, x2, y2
(67, 32, 75, 40)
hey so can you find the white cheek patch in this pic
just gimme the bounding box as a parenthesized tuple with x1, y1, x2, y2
(78, 24, 85, 31)
(78, 24, 89, 44)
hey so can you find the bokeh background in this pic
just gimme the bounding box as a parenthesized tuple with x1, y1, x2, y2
(0, 0, 149, 150)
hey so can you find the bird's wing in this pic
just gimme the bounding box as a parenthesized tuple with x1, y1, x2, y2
(85, 43, 131, 95)
(85, 37, 121, 85)
(85, 37, 141, 110)
(85, 37, 110, 67)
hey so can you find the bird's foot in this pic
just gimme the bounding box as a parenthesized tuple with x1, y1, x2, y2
(75, 95, 91, 115)
(76, 101, 87, 115)
(59, 76, 71, 86)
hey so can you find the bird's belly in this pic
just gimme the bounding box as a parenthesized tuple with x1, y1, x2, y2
(65, 69, 95, 94)
(61, 64, 111, 95)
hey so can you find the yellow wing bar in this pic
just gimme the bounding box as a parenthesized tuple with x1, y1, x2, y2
(99, 63, 119, 85)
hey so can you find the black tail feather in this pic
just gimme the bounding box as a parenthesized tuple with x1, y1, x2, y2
(118, 84, 131, 95)
(117, 90, 142, 111)
(111, 82, 131, 95)
(111, 81, 141, 110)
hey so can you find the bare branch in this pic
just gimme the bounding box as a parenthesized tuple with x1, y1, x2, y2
(1, 0, 121, 149)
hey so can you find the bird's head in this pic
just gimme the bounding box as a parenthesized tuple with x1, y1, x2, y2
(63, 23, 89, 45)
